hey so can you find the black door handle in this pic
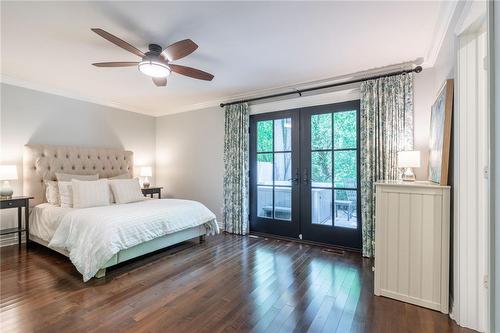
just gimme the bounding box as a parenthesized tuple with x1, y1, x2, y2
(303, 168, 309, 184)
(288, 168, 300, 184)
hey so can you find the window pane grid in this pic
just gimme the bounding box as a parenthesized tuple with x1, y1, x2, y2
(332, 148, 357, 152)
(309, 109, 358, 229)
(257, 118, 292, 222)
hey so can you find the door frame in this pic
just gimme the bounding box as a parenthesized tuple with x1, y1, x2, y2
(249, 100, 362, 251)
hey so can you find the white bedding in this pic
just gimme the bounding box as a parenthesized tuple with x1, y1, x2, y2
(31, 199, 218, 282)
(30, 203, 72, 242)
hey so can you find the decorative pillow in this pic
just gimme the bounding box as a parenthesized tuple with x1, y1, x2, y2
(109, 178, 145, 204)
(45, 180, 60, 206)
(58, 181, 74, 208)
(72, 179, 110, 209)
(106, 174, 131, 203)
(55, 173, 98, 182)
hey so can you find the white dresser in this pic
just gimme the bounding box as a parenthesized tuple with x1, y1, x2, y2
(374, 180, 450, 313)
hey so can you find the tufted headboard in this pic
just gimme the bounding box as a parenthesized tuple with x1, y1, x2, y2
(23, 144, 133, 206)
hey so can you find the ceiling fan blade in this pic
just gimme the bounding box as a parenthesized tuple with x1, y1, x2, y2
(152, 77, 167, 87)
(92, 62, 139, 67)
(161, 39, 198, 61)
(169, 64, 214, 81)
(91, 28, 145, 58)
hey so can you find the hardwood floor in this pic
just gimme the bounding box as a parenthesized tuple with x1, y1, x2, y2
(0, 234, 476, 333)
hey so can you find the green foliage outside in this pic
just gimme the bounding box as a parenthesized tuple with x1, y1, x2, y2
(256, 111, 357, 197)
(257, 121, 273, 162)
(311, 111, 357, 189)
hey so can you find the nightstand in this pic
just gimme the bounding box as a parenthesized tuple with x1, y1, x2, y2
(0, 196, 33, 247)
(141, 187, 163, 199)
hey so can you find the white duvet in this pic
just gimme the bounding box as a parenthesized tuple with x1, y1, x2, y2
(47, 199, 218, 281)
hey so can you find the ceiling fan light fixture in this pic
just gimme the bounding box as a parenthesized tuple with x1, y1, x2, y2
(138, 60, 171, 78)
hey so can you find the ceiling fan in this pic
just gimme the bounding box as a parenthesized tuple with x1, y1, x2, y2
(91, 28, 214, 87)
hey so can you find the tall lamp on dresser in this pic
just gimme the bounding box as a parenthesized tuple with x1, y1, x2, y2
(374, 180, 450, 313)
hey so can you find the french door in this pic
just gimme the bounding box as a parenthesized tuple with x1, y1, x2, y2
(249, 100, 361, 250)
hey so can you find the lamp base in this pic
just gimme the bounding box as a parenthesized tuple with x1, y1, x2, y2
(401, 168, 416, 182)
(143, 177, 150, 188)
(0, 181, 13, 198)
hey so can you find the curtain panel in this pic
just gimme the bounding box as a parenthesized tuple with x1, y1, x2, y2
(360, 73, 414, 257)
(223, 103, 250, 235)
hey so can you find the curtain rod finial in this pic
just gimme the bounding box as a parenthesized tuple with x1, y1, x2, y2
(415, 66, 423, 73)
(220, 103, 225, 108)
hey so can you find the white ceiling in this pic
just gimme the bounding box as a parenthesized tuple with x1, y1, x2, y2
(1, 1, 446, 116)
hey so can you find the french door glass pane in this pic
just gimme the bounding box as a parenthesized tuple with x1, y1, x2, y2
(257, 185, 273, 218)
(257, 120, 273, 152)
(274, 187, 291, 221)
(333, 111, 357, 149)
(256, 117, 293, 222)
(274, 118, 292, 151)
(257, 153, 273, 185)
(311, 151, 332, 187)
(334, 189, 357, 228)
(311, 113, 332, 150)
(334, 150, 357, 188)
(311, 188, 332, 225)
(274, 152, 291, 186)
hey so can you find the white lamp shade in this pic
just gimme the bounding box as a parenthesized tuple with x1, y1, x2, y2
(0, 165, 18, 180)
(398, 151, 421, 168)
(140, 166, 152, 177)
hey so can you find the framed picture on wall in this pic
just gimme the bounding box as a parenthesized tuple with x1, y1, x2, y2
(428, 79, 454, 185)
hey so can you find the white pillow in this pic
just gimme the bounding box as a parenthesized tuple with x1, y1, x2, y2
(72, 179, 110, 209)
(107, 173, 132, 203)
(58, 181, 73, 208)
(45, 180, 60, 206)
(55, 173, 98, 182)
(109, 178, 145, 204)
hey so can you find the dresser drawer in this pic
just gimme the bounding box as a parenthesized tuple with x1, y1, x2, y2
(0, 199, 26, 209)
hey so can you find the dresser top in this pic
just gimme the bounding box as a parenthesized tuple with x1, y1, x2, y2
(375, 180, 451, 189)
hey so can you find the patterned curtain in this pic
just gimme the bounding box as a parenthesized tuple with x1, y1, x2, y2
(223, 103, 250, 235)
(360, 73, 414, 257)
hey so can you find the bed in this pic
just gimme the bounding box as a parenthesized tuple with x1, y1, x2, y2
(23, 144, 218, 281)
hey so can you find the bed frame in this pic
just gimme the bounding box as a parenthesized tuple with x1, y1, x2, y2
(23, 144, 207, 279)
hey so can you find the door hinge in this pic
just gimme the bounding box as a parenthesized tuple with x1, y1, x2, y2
(483, 274, 488, 289)
(484, 165, 489, 180)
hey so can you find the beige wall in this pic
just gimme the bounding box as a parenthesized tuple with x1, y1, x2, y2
(155, 106, 225, 225)
(413, 68, 437, 180)
(0, 83, 156, 243)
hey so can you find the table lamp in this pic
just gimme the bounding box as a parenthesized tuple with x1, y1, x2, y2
(140, 166, 152, 188)
(0, 165, 18, 198)
(398, 151, 420, 182)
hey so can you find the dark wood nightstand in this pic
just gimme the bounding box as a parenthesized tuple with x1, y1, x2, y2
(0, 196, 33, 247)
(141, 187, 163, 199)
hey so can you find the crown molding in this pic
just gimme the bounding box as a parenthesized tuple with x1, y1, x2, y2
(0, 74, 155, 117)
(423, 1, 461, 68)
(2, 57, 424, 118)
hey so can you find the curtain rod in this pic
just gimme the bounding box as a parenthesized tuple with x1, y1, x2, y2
(219, 65, 422, 108)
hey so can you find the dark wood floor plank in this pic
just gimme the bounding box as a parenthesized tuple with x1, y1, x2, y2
(0, 234, 477, 333)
